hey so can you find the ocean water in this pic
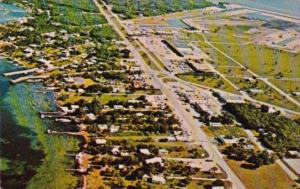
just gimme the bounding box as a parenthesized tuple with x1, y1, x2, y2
(0, 59, 80, 189)
(208, 0, 300, 17)
(0, 3, 26, 23)
(0, 3, 80, 188)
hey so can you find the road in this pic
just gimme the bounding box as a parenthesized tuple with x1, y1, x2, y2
(244, 129, 299, 182)
(93, 1, 246, 188)
(202, 34, 300, 109)
(136, 33, 300, 116)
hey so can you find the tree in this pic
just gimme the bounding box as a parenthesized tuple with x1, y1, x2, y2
(212, 179, 225, 187)
(91, 98, 102, 114)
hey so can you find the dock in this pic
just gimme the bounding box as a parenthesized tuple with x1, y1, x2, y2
(3, 68, 40, 77)
(10, 75, 49, 84)
(40, 111, 66, 118)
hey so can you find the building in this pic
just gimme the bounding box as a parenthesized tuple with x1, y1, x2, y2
(86, 113, 96, 121)
(283, 158, 300, 176)
(95, 139, 107, 145)
(145, 157, 163, 166)
(151, 175, 166, 184)
(158, 149, 169, 155)
(98, 124, 108, 130)
(140, 149, 151, 155)
(287, 151, 300, 158)
(110, 125, 120, 133)
(212, 186, 225, 189)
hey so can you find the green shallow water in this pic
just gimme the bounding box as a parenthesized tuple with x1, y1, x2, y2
(0, 59, 79, 189)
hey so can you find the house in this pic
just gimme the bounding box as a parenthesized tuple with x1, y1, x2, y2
(151, 175, 166, 184)
(78, 88, 85, 93)
(287, 151, 300, 158)
(113, 87, 126, 93)
(292, 92, 300, 96)
(128, 99, 140, 103)
(74, 77, 85, 85)
(110, 125, 120, 133)
(249, 88, 264, 94)
(55, 118, 71, 123)
(210, 122, 222, 127)
(136, 112, 144, 117)
(98, 124, 108, 130)
(244, 144, 255, 150)
(113, 105, 124, 109)
(158, 149, 169, 155)
(140, 148, 151, 155)
(212, 186, 225, 189)
(71, 105, 80, 111)
(118, 164, 125, 169)
(142, 174, 150, 181)
(24, 47, 34, 58)
(121, 151, 130, 157)
(112, 146, 120, 155)
(145, 157, 163, 166)
(86, 113, 96, 121)
(60, 106, 72, 113)
(65, 77, 75, 83)
(167, 136, 176, 142)
(221, 135, 239, 144)
(95, 139, 107, 145)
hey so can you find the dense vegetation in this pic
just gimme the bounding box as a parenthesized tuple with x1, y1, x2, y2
(223, 139, 277, 168)
(104, 0, 213, 19)
(0, 0, 120, 188)
(225, 103, 300, 152)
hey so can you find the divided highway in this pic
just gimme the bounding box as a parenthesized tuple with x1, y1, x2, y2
(93, 1, 247, 188)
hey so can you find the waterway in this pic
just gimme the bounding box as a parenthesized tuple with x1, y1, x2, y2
(0, 3, 26, 23)
(208, 0, 300, 17)
(0, 3, 79, 189)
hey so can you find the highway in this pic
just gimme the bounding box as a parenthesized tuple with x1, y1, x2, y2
(202, 34, 300, 109)
(136, 32, 300, 116)
(93, 1, 247, 188)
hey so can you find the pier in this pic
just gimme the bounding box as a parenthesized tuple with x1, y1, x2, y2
(47, 130, 90, 143)
(3, 68, 41, 77)
(10, 75, 49, 84)
(40, 111, 66, 118)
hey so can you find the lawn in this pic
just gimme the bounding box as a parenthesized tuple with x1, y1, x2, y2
(186, 21, 300, 110)
(226, 159, 295, 189)
(203, 126, 248, 138)
(99, 93, 141, 104)
(177, 73, 238, 94)
(228, 77, 300, 111)
(139, 50, 160, 71)
(270, 79, 300, 102)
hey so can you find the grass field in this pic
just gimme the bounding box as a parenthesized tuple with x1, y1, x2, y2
(99, 93, 141, 104)
(270, 79, 300, 102)
(203, 126, 248, 138)
(226, 159, 295, 189)
(229, 77, 300, 111)
(177, 73, 238, 93)
(182, 27, 300, 111)
(139, 50, 160, 71)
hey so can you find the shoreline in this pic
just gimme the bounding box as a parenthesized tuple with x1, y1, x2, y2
(208, 0, 300, 18)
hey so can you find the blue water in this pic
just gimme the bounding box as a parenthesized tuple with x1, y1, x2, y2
(0, 4, 79, 188)
(167, 19, 191, 29)
(209, 0, 300, 17)
(0, 58, 79, 189)
(0, 3, 26, 23)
